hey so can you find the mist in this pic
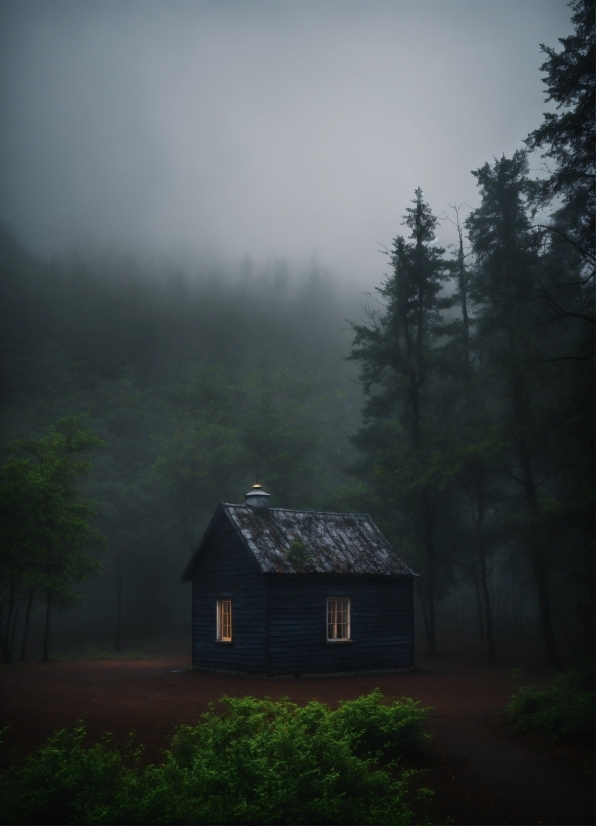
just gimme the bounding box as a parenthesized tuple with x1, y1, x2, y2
(0, 0, 573, 286)
(0, 6, 594, 821)
(0, 0, 592, 698)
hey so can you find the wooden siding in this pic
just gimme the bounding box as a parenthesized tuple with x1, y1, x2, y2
(189, 509, 414, 675)
(267, 574, 413, 675)
(191, 515, 266, 672)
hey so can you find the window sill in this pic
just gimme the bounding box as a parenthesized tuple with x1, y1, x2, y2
(326, 639, 353, 644)
(213, 640, 234, 645)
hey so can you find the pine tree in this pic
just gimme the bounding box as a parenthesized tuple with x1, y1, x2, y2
(441, 205, 499, 662)
(466, 152, 563, 668)
(522, 0, 594, 658)
(525, 0, 595, 268)
(349, 189, 451, 655)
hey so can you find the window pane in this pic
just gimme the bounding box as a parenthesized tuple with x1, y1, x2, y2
(217, 600, 232, 641)
(327, 598, 350, 640)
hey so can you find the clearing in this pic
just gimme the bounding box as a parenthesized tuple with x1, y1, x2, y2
(1, 646, 593, 825)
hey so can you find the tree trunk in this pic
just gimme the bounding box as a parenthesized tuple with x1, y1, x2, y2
(1, 576, 15, 662)
(478, 535, 498, 664)
(456, 219, 471, 377)
(422, 490, 438, 655)
(8, 600, 20, 660)
(466, 471, 498, 662)
(577, 581, 595, 658)
(20, 589, 35, 662)
(42, 589, 53, 662)
(426, 574, 437, 655)
(424, 542, 438, 656)
(530, 545, 561, 668)
(472, 570, 485, 645)
(518, 435, 562, 668)
(417, 580, 431, 645)
(114, 549, 124, 652)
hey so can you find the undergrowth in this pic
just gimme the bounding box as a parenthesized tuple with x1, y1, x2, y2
(507, 658, 595, 745)
(0, 689, 433, 825)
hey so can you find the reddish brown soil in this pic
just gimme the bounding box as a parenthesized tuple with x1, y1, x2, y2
(1, 647, 593, 825)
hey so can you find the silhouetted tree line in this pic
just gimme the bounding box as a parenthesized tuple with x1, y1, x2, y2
(0, 0, 592, 665)
(344, 0, 594, 667)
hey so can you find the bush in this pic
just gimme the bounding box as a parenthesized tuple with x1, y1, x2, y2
(330, 688, 430, 761)
(0, 691, 432, 825)
(0, 725, 140, 825)
(507, 658, 595, 745)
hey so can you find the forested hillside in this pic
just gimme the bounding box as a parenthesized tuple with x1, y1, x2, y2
(0, 240, 364, 652)
(0, 0, 593, 667)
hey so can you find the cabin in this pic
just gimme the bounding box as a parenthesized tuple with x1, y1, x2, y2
(181, 484, 417, 676)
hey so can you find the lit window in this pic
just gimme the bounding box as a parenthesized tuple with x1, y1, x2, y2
(327, 597, 350, 641)
(216, 599, 232, 641)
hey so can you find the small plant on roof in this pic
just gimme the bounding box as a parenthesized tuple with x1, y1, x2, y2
(286, 539, 311, 566)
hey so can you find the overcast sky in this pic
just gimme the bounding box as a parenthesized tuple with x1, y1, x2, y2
(0, 0, 573, 287)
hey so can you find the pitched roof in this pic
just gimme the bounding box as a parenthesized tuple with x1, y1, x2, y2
(182, 503, 416, 579)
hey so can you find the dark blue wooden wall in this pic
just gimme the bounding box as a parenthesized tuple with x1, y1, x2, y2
(191, 516, 266, 671)
(191, 514, 414, 674)
(267, 574, 413, 675)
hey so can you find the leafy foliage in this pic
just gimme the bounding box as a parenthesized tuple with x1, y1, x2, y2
(286, 539, 311, 566)
(507, 659, 595, 744)
(0, 416, 105, 661)
(331, 688, 430, 762)
(0, 691, 432, 825)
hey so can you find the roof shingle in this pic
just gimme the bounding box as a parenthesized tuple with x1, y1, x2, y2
(223, 504, 416, 576)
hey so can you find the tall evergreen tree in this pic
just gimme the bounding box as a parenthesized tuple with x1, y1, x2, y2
(522, 0, 594, 658)
(349, 189, 451, 654)
(442, 205, 499, 662)
(525, 0, 595, 268)
(466, 152, 563, 668)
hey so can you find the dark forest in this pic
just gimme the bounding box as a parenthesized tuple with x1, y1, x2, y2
(0, 3, 594, 824)
(0, 0, 593, 677)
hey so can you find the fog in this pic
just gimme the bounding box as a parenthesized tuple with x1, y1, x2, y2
(0, 0, 592, 676)
(0, 0, 572, 285)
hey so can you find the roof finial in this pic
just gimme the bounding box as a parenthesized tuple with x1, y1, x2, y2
(244, 480, 270, 509)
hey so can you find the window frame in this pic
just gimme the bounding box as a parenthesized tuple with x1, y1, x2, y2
(326, 597, 351, 642)
(216, 598, 233, 642)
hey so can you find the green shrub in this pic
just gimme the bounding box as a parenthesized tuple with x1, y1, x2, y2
(0, 691, 432, 825)
(0, 725, 141, 825)
(507, 658, 595, 744)
(330, 688, 430, 761)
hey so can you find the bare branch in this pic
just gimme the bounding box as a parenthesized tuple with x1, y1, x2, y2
(532, 223, 596, 267)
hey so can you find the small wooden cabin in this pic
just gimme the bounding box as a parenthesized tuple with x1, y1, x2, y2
(181, 485, 417, 676)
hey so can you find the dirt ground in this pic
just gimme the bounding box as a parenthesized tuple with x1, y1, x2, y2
(1, 644, 593, 826)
